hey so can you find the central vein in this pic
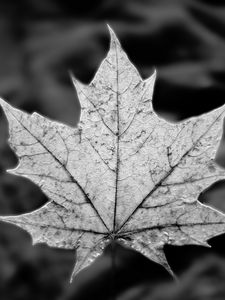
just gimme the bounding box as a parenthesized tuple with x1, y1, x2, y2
(113, 42, 120, 232)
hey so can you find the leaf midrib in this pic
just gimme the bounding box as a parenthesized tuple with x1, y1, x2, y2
(113, 38, 120, 232)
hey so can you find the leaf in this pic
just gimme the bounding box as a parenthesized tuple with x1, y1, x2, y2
(1, 26, 225, 281)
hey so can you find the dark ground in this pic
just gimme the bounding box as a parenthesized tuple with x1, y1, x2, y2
(1, 1, 225, 299)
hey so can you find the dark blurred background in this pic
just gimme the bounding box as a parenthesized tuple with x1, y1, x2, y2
(0, 0, 225, 299)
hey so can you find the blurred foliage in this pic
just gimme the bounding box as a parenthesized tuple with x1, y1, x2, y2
(0, 0, 225, 299)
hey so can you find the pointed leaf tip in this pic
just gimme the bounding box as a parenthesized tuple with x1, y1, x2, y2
(107, 25, 121, 48)
(145, 70, 157, 86)
(70, 73, 87, 94)
(0, 97, 10, 112)
(152, 69, 157, 79)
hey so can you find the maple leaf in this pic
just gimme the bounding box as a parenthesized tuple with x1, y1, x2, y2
(1, 26, 225, 281)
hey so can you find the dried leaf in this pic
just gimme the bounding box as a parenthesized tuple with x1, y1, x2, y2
(1, 26, 225, 281)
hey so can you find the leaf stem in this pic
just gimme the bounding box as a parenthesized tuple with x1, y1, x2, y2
(110, 241, 117, 300)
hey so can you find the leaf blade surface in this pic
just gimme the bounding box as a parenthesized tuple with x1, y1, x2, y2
(1, 27, 225, 280)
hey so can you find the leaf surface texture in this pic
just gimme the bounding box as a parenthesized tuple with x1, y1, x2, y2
(1, 27, 225, 280)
